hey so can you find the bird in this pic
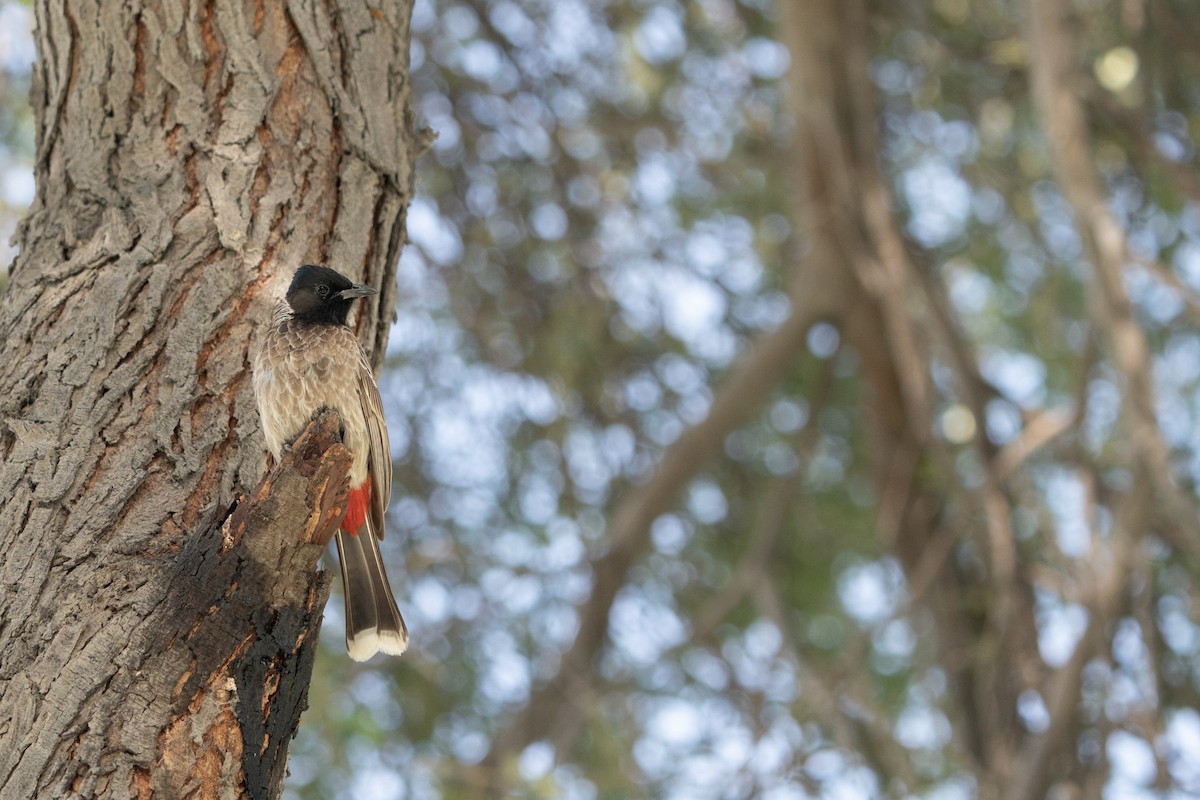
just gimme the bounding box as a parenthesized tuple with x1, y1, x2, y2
(252, 264, 408, 660)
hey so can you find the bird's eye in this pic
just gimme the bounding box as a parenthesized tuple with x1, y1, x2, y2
(316, 284, 330, 297)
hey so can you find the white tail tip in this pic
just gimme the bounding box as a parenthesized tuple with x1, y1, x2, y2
(346, 628, 409, 661)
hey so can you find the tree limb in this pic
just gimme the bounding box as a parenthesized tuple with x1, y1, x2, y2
(483, 266, 833, 778)
(150, 412, 349, 799)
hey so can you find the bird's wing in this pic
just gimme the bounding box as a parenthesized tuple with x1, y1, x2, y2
(358, 346, 392, 538)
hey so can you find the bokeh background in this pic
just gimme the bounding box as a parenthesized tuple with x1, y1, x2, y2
(5, 0, 1200, 797)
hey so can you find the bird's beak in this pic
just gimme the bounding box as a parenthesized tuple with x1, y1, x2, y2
(336, 284, 379, 300)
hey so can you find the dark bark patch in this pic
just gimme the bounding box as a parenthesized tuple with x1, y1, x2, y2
(233, 592, 326, 800)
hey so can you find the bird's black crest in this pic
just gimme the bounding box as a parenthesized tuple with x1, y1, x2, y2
(286, 265, 375, 326)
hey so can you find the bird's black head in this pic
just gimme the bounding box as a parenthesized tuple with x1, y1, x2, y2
(286, 264, 378, 326)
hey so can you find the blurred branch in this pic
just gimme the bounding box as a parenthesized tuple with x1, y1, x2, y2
(753, 571, 921, 790)
(1027, 0, 1154, 465)
(691, 354, 838, 640)
(482, 259, 840, 781)
(910, 258, 1001, 426)
(1093, 85, 1200, 206)
(687, 486, 785, 642)
(1005, 1, 1193, 796)
(1128, 253, 1200, 320)
(1083, 94, 1200, 316)
(1028, 0, 1200, 564)
(990, 408, 1076, 482)
(1002, 472, 1147, 800)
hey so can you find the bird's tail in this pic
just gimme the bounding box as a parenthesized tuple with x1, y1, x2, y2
(335, 522, 408, 661)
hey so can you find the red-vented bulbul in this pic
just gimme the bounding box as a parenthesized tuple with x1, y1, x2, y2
(253, 264, 408, 660)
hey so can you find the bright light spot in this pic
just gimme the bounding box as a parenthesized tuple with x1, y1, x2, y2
(1167, 709, 1200, 786)
(687, 479, 728, 525)
(940, 403, 977, 444)
(519, 742, 554, 781)
(2, 167, 34, 208)
(1159, 596, 1196, 654)
(807, 322, 839, 358)
(460, 39, 502, 82)
(874, 619, 915, 660)
(685, 230, 727, 276)
(805, 749, 846, 781)
(925, 778, 975, 800)
(441, 4, 479, 39)
(411, 576, 451, 623)
(634, 5, 685, 65)
(981, 349, 1046, 407)
(660, 270, 726, 344)
(407, 198, 463, 265)
(1095, 46, 1139, 92)
(530, 202, 567, 240)
(985, 398, 1021, 444)
(895, 704, 949, 749)
(647, 699, 703, 746)
(1043, 469, 1092, 558)
(479, 631, 531, 703)
(769, 398, 808, 433)
(837, 559, 902, 623)
(0, 4, 34, 73)
(451, 730, 489, 764)
(743, 620, 781, 660)
(490, 2, 536, 47)
(651, 514, 690, 555)
(1107, 731, 1156, 788)
(1037, 598, 1088, 667)
(611, 587, 687, 665)
(518, 476, 558, 525)
(946, 262, 991, 314)
(634, 157, 677, 206)
(353, 767, 405, 800)
(742, 37, 790, 80)
(903, 157, 972, 246)
(1017, 689, 1050, 733)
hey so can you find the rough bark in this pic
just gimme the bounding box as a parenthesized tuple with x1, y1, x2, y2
(0, 1, 420, 797)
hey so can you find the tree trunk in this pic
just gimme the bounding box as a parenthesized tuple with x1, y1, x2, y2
(0, 2, 420, 797)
